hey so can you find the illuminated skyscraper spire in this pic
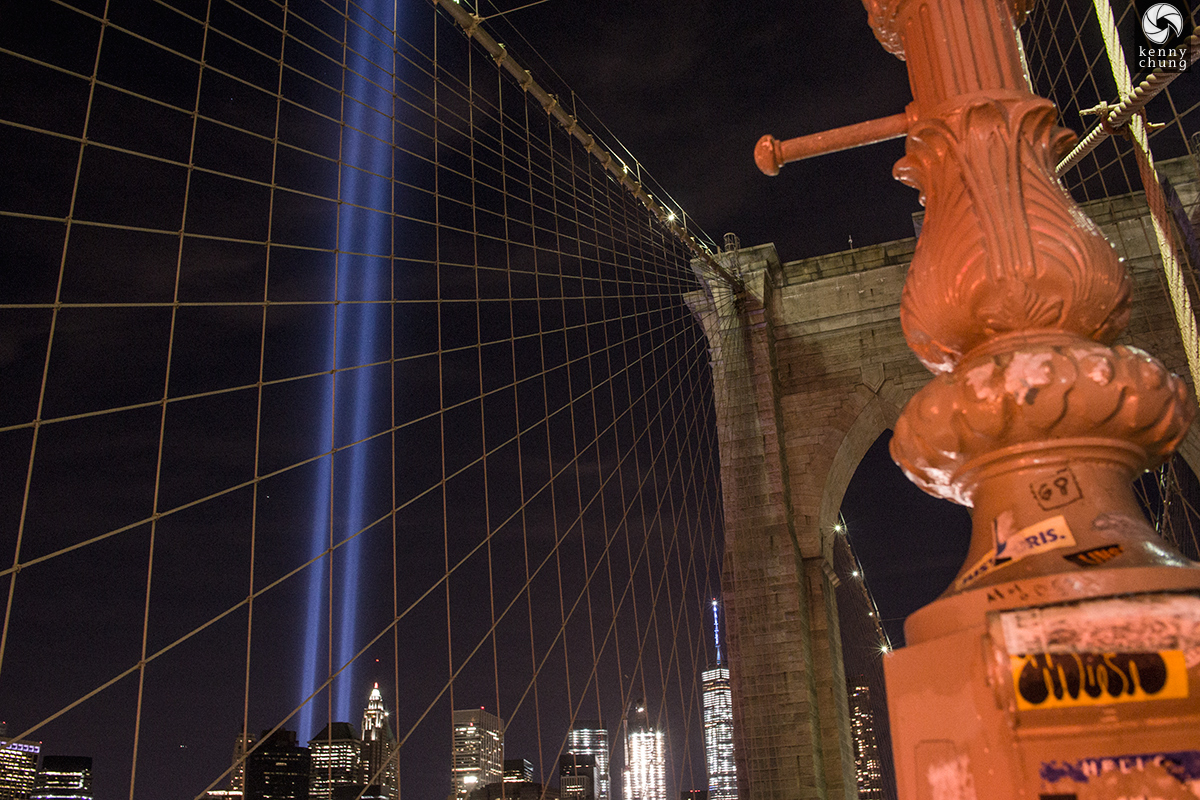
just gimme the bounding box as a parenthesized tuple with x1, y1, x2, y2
(702, 599, 736, 800)
(711, 597, 723, 665)
(362, 683, 399, 799)
(362, 684, 390, 739)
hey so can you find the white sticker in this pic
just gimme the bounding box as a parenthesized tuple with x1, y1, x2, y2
(994, 514, 1075, 562)
(954, 515, 1075, 591)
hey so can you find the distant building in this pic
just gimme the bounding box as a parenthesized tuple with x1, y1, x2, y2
(361, 684, 399, 800)
(701, 667, 735, 800)
(503, 760, 533, 783)
(681, 791, 708, 800)
(30, 756, 92, 800)
(0, 728, 40, 800)
(848, 681, 884, 800)
(701, 599, 736, 800)
(310, 722, 364, 800)
(622, 702, 665, 800)
(230, 729, 255, 795)
(244, 729, 310, 800)
(452, 709, 503, 800)
(565, 721, 608, 800)
(204, 729, 253, 799)
(558, 753, 596, 800)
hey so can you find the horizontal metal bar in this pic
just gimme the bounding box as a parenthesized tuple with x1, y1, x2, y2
(755, 109, 912, 176)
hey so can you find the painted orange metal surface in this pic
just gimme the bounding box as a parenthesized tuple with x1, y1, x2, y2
(760, 0, 1200, 795)
(753, 110, 912, 175)
(862, 0, 1200, 794)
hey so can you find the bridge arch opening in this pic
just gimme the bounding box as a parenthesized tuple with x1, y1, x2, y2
(837, 430, 971, 647)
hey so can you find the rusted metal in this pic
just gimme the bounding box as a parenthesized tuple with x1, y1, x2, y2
(754, 109, 913, 175)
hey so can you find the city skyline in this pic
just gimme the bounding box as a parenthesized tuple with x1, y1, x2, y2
(4, 681, 717, 800)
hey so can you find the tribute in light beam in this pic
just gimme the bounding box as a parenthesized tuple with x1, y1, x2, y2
(300, 0, 398, 739)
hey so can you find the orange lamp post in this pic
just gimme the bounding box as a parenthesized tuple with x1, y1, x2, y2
(759, 1, 1200, 796)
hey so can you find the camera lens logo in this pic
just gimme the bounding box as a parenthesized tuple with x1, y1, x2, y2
(1143, 2, 1184, 44)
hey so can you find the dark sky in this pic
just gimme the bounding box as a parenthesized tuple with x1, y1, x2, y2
(487, 0, 922, 261)
(0, 2, 967, 800)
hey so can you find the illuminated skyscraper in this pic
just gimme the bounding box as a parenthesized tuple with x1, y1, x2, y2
(29, 756, 92, 800)
(206, 729, 254, 799)
(309, 723, 364, 800)
(622, 702, 665, 800)
(361, 684, 399, 799)
(701, 599, 736, 800)
(0, 728, 40, 800)
(848, 681, 884, 800)
(503, 760, 533, 783)
(230, 729, 254, 795)
(559, 754, 596, 800)
(565, 721, 608, 800)
(452, 709, 503, 800)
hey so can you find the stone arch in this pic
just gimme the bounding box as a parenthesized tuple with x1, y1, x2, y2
(817, 391, 903, 564)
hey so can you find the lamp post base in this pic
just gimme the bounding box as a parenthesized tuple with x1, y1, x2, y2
(887, 570, 1200, 800)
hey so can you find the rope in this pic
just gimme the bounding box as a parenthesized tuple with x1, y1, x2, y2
(1089, 0, 1200, 392)
(1056, 28, 1200, 176)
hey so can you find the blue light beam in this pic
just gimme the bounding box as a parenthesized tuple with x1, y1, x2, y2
(300, 0, 397, 738)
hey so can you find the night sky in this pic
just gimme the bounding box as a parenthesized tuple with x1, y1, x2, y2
(0, 1, 982, 800)
(492, 0, 922, 262)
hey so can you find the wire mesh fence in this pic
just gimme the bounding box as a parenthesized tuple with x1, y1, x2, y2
(0, 1, 724, 798)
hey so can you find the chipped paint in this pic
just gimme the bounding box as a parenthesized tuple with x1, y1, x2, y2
(966, 362, 1000, 401)
(1003, 351, 1055, 404)
(1041, 750, 1200, 799)
(997, 594, 1200, 667)
(927, 753, 978, 800)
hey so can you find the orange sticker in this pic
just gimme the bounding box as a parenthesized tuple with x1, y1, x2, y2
(1010, 650, 1188, 710)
